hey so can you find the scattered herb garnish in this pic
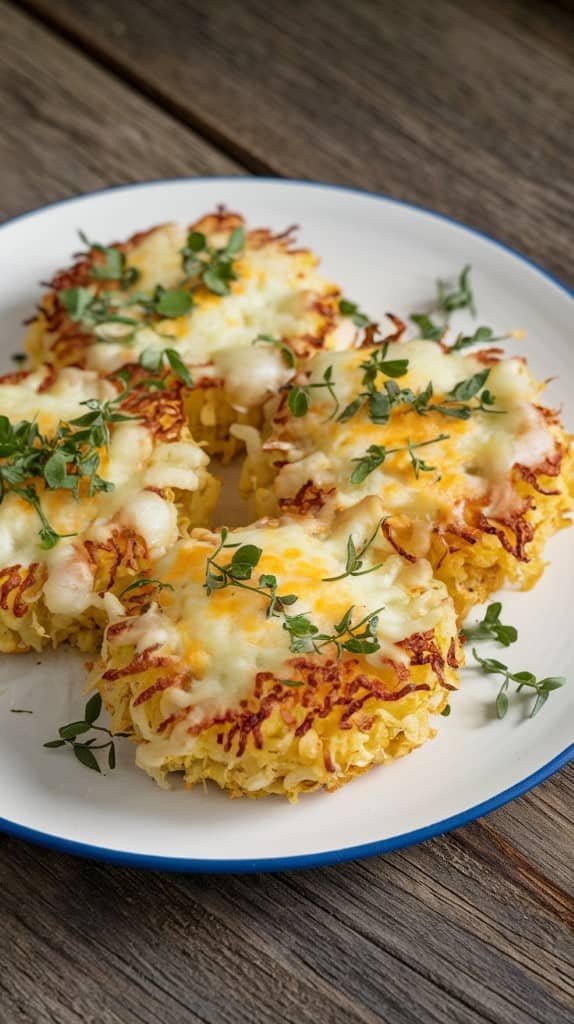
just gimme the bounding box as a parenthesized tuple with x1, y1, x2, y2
(339, 298, 370, 328)
(350, 433, 449, 485)
(79, 230, 139, 289)
(450, 326, 502, 352)
(204, 529, 298, 619)
(283, 604, 384, 658)
(119, 577, 175, 598)
(10, 708, 33, 714)
(437, 264, 476, 317)
(463, 602, 518, 647)
(252, 334, 296, 369)
(472, 649, 565, 719)
(44, 692, 126, 772)
(0, 393, 133, 547)
(440, 704, 451, 717)
(60, 282, 194, 346)
(337, 343, 409, 425)
(322, 519, 386, 581)
(11, 353, 27, 365)
(138, 347, 193, 387)
(411, 265, 486, 342)
(288, 365, 339, 419)
(410, 313, 444, 342)
(181, 226, 245, 296)
(203, 530, 384, 658)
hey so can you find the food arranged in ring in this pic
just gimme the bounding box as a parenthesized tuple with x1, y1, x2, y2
(2, 210, 571, 797)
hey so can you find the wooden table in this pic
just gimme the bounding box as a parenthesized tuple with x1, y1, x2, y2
(1, 2, 572, 1021)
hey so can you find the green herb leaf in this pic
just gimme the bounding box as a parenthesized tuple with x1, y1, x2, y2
(288, 386, 310, 417)
(154, 288, 193, 318)
(451, 326, 499, 351)
(84, 693, 102, 724)
(186, 231, 206, 253)
(437, 264, 475, 316)
(119, 576, 175, 598)
(339, 298, 370, 328)
(74, 745, 101, 773)
(59, 721, 91, 740)
(448, 369, 490, 402)
(410, 313, 444, 341)
(463, 602, 517, 647)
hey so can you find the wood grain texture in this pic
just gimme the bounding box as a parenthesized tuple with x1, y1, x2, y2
(1, 2, 574, 1023)
(18, 0, 574, 284)
(0, 1, 239, 220)
(1, 827, 573, 1024)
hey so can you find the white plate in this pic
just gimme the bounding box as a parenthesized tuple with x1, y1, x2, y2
(0, 178, 572, 872)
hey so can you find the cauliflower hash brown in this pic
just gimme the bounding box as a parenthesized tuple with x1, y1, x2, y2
(94, 501, 461, 800)
(4, 209, 570, 799)
(242, 339, 574, 619)
(0, 362, 217, 653)
(25, 209, 358, 460)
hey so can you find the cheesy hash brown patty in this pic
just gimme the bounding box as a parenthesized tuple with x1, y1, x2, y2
(25, 209, 359, 459)
(94, 500, 461, 799)
(241, 339, 574, 619)
(0, 363, 217, 653)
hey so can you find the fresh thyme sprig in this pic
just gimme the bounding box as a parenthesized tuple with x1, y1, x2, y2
(472, 649, 565, 719)
(463, 602, 517, 647)
(43, 693, 126, 772)
(450, 326, 503, 352)
(138, 347, 193, 387)
(350, 433, 449, 485)
(0, 394, 134, 548)
(203, 529, 298, 618)
(322, 519, 386, 581)
(181, 227, 245, 296)
(60, 283, 194, 342)
(203, 530, 384, 658)
(288, 365, 339, 419)
(284, 604, 384, 657)
(410, 313, 445, 342)
(79, 230, 140, 289)
(465, 601, 565, 718)
(411, 265, 482, 342)
(119, 577, 175, 599)
(437, 264, 476, 317)
(337, 343, 409, 424)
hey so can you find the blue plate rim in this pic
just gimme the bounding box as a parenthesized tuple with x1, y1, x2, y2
(0, 175, 572, 873)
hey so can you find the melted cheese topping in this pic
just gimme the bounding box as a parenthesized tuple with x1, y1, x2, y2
(108, 504, 455, 769)
(0, 367, 210, 616)
(269, 342, 559, 525)
(72, 222, 352, 376)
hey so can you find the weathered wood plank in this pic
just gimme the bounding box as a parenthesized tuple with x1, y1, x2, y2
(0, 1, 239, 220)
(1, 824, 572, 1024)
(485, 762, 574, 897)
(18, 0, 574, 284)
(1, 4, 574, 1024)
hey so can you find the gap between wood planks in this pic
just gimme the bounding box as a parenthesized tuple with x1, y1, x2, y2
(6, 0, 573, 930)
(11, 0, 276, 176)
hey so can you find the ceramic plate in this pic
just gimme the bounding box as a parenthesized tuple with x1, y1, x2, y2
(0, 178, 572, 871)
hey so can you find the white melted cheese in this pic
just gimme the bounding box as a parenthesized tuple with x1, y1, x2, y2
(80, 224, 352, 373)
(270, 341, 559, 524)
(212, 344, 293, 411)
(111, 509, 455, 768)
(0, 368, 210, 617)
